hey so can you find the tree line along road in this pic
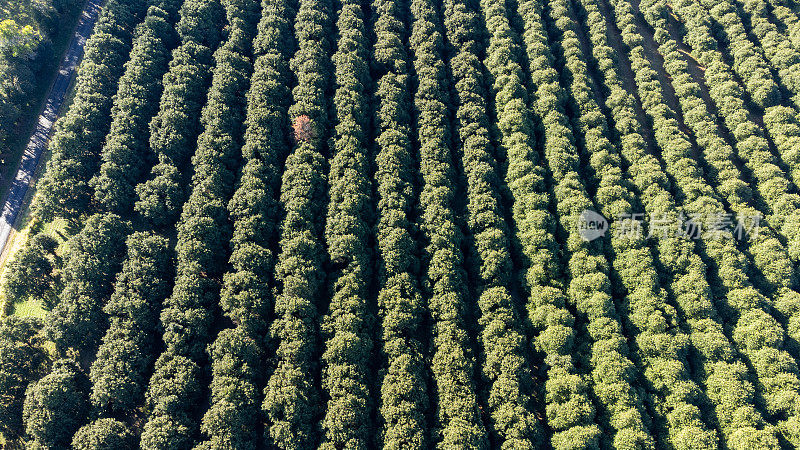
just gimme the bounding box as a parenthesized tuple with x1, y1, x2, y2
(0, 0, 103, 258)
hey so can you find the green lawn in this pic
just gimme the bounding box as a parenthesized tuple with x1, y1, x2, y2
(13, 298, 46, 318)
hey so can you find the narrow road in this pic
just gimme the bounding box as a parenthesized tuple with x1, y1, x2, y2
(0, 0, 103, 256)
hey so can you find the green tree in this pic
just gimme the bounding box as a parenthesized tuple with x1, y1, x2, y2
(140, 354, 201, 449)
(196, 328, 263, 450)
(45, 213, 130, 354)
(597, 0, 800, 444)
(2, 234, 60, 309)
(89, 232, 173, 414)
(481, 0, 602, 446)
(90, 4, 180, 215)
(370, 0, 429, 446)
(442, 0, 543, 445)
(35, 0, 149, 222)
(261, 0, 333, 446)
(0, 317, 49, 444)
(0, 20, 41, 58)
(408, 0, 488, 445)
(141, 1, 258, 446)
(22, 359, 88, 449)
(72, 418, 135, 449)
(135, 0, 225, 227)
(515, 0, 656, 446)
(319, 0, 376, 447)
(196, 0, 295, 446)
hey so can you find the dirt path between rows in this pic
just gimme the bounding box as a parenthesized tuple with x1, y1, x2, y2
(592, 0, 660, 153)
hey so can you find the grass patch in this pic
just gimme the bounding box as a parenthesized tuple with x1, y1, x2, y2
(12, 298, 46, 318)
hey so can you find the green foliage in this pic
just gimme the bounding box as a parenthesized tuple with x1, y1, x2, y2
(695, 0, 780, 108)
(768, 1, 800, 59)
(90, 5, 179, 215)
(481, 0, 600, 447)
(45, 213, 130, 353)
(318, 1, 376, 447)
(585, 2, 772, 448)
(2, 234, 60, 309)
(598, 0, 800, 445)
(0, 317, 48, 443)
(0, 20, 40, 58)
(409, 0, 487, 446)
(22, 358, 88, 448)
(664, 0, 800, 281)
(516, 0, 653, 445)
(140, 353, 201, 449)
(638, 3, 800, 444)
(174, 0, 225, 47)
(72, 418, 135, 449)
(548, 0, 728, 447)
(195, 0, 295, 447)
(89, 232, 173, 414)
(0, 0, 79, 146)
(135, 0, 225, 227)
(10, 0, 800, 445)
(260, 0, 334, 446)
(737, 0, 800, 108)
(219, 0, 294, 332)
(35, 0, 149, 222)
(141, 0, 258, 447)
(443, 0, 542, 446)
(197, 327, 263, 450)
(0, 53, 35, 145)
(371, 0, 428, 446)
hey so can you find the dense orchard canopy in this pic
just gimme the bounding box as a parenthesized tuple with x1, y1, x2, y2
(2, 0, 800, 447)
